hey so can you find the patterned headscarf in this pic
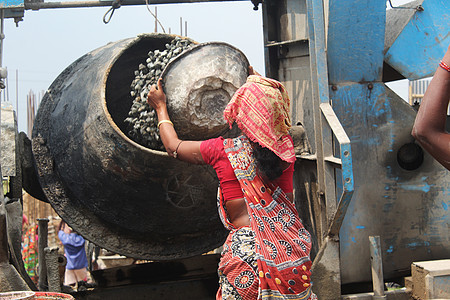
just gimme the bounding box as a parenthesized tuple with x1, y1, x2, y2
(223, 75, 295, 163)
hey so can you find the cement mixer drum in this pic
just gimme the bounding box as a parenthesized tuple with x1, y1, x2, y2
(31, 33, 249, 259)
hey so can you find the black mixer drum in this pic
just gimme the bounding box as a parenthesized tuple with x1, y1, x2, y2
(31, 33, 249, 259)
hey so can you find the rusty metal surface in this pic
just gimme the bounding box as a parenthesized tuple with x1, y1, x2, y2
(384, 0, 423, 53)
(384, 0, 449, 80)
(161, 42, 249, 140)
(310, 236, 341, 299)
(5, 198, 36, 291)
(32, 33, 228, 260)
(332, 83, 449, 283)
(0, 197, 31, 292)
(1, 103, 23, 200)
(1, 103, 17, 177)
(263, 0, 450, 293)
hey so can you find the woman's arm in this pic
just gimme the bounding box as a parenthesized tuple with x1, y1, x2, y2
(411, 45, 450, 170)
(147, 78, 205, 165)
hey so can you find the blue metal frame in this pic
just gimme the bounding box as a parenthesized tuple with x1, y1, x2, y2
(327, 0, 386, 83)
(269, 0, 449, 293)
(0, 0, 24, 20)
(0, 0, 24, 8)
(385, 0, 450, 80)
(307, 0, 355, 237)
(320, 103, 354, 236)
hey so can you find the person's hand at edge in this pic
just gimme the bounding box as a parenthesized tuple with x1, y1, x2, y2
(147, 78, 167, 111)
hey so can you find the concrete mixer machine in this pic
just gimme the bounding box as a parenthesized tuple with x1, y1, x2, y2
(0, 0, 448, 299)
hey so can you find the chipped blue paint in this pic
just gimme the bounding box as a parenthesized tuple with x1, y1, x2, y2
(443, 202, 448, 211)
(376, 109, 385, 116)
(407, 242, 419, 248)
(430, 215, 448, 222)
(372, 106, 385, 117)
(0, 0, 24, 7)
(356, 137, 380, 146)
(356, 226, 365, 229)
(341, 143, 354, 193)
(407, 241, 430, 249)
(434, 277, 450, 294)
(398, 182, 432, 193)
(306, 0, 449, 284)
(330, 85, 394, 162)
(327, 0, 386, 83)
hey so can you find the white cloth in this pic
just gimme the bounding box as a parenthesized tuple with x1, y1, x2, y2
(64, 268, 87, 286)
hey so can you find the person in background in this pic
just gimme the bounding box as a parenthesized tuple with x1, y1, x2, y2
(22, 219, 38, 284)
(58, 221, 89, 291)
(22, 214, 28, 228)
(147, 67, 316, 300)
(412, 44, 450, 170)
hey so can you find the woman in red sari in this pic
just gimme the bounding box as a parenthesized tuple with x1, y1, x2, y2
(147, 68, 317, 300)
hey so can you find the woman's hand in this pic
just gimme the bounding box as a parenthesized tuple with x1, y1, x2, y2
(411, 43, 450, 170)
(63, 224, 72, 234)
(249, 66, 261, 76)
(147, 78, 167, 111)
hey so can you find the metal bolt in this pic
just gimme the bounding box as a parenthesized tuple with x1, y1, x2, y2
(318, 191, 325, 206)
(279, 45, 289, 57)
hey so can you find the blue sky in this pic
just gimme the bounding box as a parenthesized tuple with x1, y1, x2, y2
(2, 0, 410, 134)
(3, 1, 265, 133)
